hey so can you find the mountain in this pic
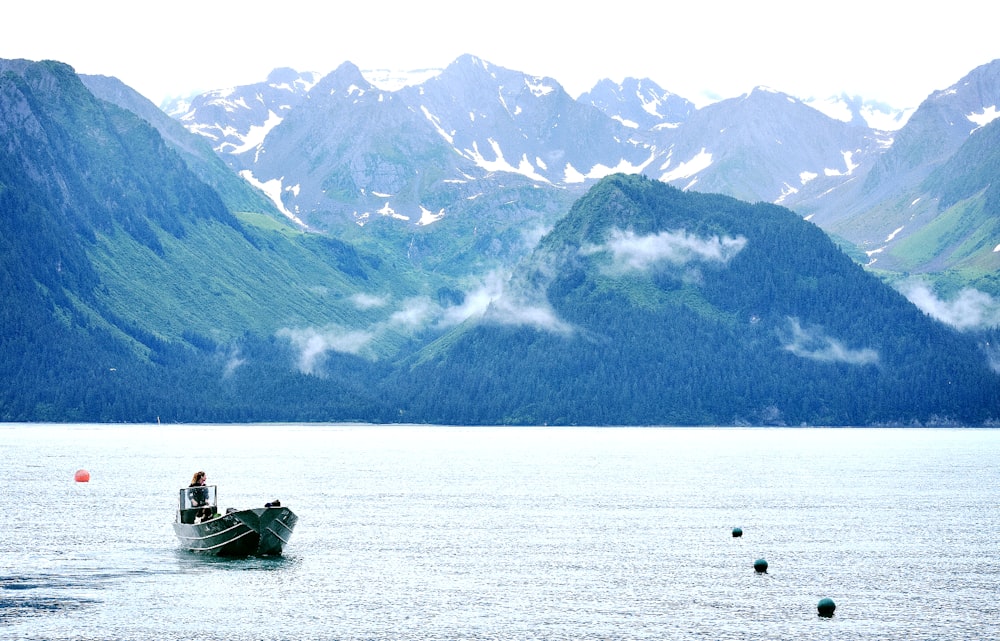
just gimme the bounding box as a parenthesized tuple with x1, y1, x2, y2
(869, 116, 1000, 293)
(227, 55, 655, 228)
(805, 60, 1000, 289)
(395, 175, 998, 425)
(164, 67, 320, 156)
(579, 77, 695, 131)
(201, 56, 1000, 300)
(0, 59, 422, 422)
(168, 55, 893, 281)
(203, 56, 647, 276)
(165, 56, 901, 269)
(577, 81, 893, 215)
(650, 87, 881, 205)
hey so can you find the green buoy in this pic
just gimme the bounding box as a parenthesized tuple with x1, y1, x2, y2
(817, 597, 836, 617)
(732, 527, 743, 537)
(753, 558, 768, 573)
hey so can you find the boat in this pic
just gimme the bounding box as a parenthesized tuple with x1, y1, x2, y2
(172, 484, 297, 557)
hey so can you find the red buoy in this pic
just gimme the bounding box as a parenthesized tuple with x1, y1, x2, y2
(74, 469, 90, 482)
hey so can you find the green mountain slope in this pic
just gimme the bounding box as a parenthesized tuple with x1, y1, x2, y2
(0, 60, 422, 421)
(79, 73, 284, 220)
(395, 175, 999, 425)
(877, 118, 1000, 295)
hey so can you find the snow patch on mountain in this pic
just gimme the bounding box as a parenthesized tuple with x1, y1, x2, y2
(561, 155, 655, 184)
(776, 183, 798, 204)
(660, 149, 713, 182)
(238, 170, 306, 227)
(824, 151, 859, 176)
(967, 105, 1000, 130)
(224, 110, 283, 155)
(421, 106, 455, 143)
(862, 226, 906, 266)
(586, 156, 657, 181)
(564, 164, 586, 184)
(268, 76, 320, 93)
(418, 206, 445, 226)
(640, 92, 669, 117)
(862, 105, 914, 131)
(526, 77, 555, 97)
(777, 169, 822, 204)
(465, 139, 549, 182)
(378, 201, 409, 221)
(362, 68, 443, 91)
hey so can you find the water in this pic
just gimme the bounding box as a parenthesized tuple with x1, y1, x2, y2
(1, 425, 998, 640)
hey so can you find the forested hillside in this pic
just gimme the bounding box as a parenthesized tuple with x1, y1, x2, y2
(394, 176, 999, 425)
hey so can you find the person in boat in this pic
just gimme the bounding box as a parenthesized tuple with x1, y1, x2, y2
(189, 471, 212, 521)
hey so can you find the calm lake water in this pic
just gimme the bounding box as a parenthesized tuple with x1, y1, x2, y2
(0, 424, 998, 640)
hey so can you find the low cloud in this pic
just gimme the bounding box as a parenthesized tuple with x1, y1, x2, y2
(983, 341, 1000, 374)
(390, 296, 437, 327)
(222, 344, 245, 378)
(899, 280, 1000, 331)
(277, 326, 374, 375)
(780, 317, 879, 365)
(439, 273, 505, 327)
(278, 270, 572, 375)
(441, 270, 572, 334)
(484, 293, 573, 334)
(583, 228, 747, 272)
(520, 224, 552, 251)
(350, 293, 389, 310)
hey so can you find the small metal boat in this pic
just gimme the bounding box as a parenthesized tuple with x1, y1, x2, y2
(172, 485, 297, 557)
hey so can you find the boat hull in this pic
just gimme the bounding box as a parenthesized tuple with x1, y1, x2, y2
(173, 507, 297, 557)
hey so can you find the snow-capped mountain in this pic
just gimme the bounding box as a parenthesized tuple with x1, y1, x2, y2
(213, 55, 660, 230)
(648, 86, 882, 206)
(173, 54, 887, 233)
(810, 59, 1000, 271)
(161, 54, 1000, 284)
(578, 77, 695, 131)
(169, 67, 320, 156)
(232, 60, 467, 227)
(866, 59, 1000, 189)
(398, 55, 656, 185)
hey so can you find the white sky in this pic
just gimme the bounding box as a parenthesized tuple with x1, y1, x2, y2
(4, 1, 998, 108)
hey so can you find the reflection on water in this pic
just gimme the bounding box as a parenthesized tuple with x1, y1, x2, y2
(0, 424, 998, 640)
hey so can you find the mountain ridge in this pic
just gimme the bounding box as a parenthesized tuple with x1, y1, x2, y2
(77, 53, 1000, 311)
(2, 57, 999, 423)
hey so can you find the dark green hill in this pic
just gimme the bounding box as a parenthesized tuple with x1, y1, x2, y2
(394, 175, 999, 425)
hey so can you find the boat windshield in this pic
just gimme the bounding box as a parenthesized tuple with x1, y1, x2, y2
(179, 485, 217, 510)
